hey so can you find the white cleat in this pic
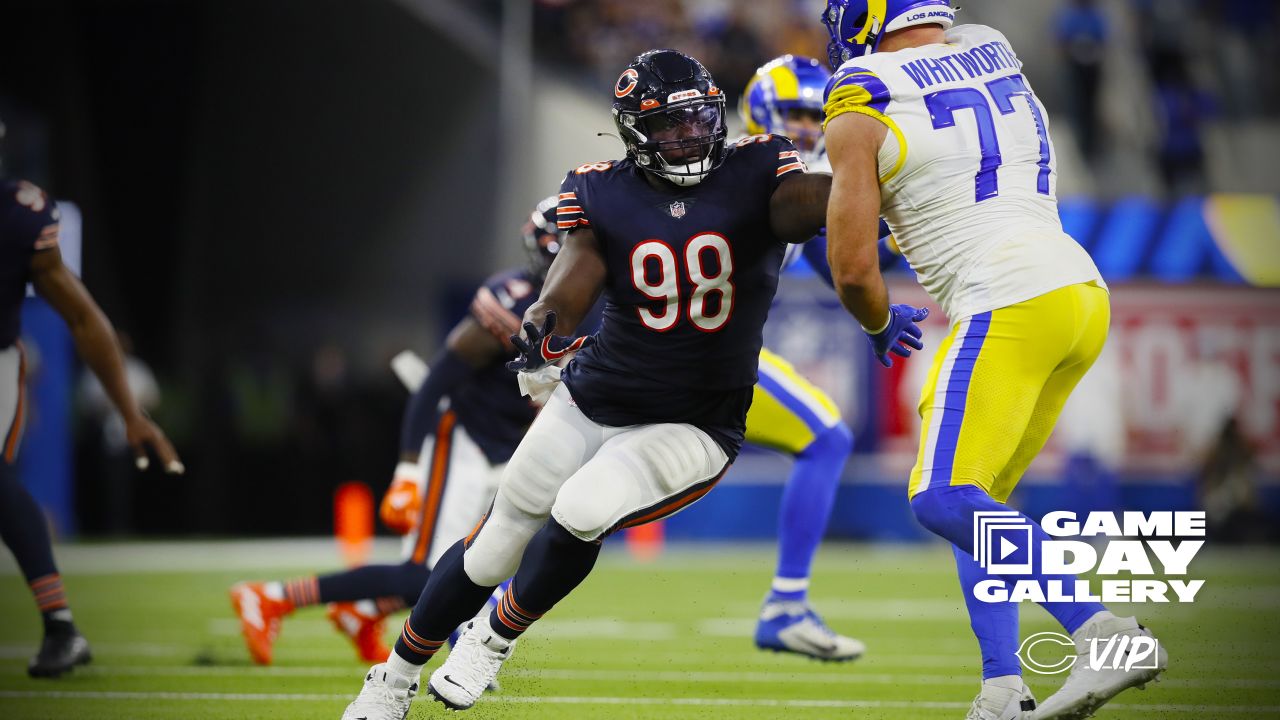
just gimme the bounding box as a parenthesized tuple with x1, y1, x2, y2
(427, 620, 515, 710)
(966, 676, 1037, 719)
(1034, 614, 1168, 719)
(754, 601, 866, 662)
(340, 664, 418, 720)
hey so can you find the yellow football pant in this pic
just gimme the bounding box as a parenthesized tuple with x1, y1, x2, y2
(745, 348, 843, 454)
(908, 282, 1110, 502)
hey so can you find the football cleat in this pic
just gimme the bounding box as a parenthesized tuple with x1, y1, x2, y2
(340, 664, 418, 720)
(1033, 614, 1168, 720)
(27, 628, 92, 678)
(427, 621, 514, 710)
(755, 601, 865, 662)
(327, 601, 390, 663)
(965, 677, 1037, 720)
(229, 581, 294, 666)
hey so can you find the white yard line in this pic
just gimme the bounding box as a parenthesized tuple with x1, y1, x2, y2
(0, 690, 1276, 714)
(1, 664, 1276, 690)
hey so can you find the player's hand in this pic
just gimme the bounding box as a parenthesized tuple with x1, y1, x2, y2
(506, 311, 594, 372)
(379, 462, 424, 535)
(125, 414, 184, 474)
(865, 304, 928, 368)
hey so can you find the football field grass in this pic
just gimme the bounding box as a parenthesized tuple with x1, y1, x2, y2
(1, 540, 1278, 719)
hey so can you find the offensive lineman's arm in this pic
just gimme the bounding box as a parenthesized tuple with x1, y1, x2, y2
(824, 111, 891, 331)
(29, 247, 183, 473)
(770, 172, 832, 245)
(520, 227, 606, 338)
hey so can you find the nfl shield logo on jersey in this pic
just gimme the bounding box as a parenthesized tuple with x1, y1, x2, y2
(668, 201, 686, 219)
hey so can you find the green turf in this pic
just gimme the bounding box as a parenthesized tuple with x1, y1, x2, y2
(2, 541, 1278, 719)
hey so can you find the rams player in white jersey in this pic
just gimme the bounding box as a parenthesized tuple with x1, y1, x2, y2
(738, 54, 865, 662)
(819, 2, 1166, 719)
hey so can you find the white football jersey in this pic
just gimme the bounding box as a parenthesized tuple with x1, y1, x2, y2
(824, 24, 1103, 322)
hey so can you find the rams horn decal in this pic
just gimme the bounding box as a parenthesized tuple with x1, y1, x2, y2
(615, 68, 640, 98)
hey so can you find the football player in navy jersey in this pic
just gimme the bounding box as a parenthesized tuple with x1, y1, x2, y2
(341, 49, 927, 718)
(0, 178, 183, 677)
(230, 198, 598, 668)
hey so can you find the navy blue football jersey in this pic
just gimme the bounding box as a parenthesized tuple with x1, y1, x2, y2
(556, 135, 807, 459)
(0, 180, 61, 348)
(451, 267, 602, 464)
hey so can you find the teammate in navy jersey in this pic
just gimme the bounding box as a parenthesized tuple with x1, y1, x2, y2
(230, 197, 599, 666)
(340, 49, 926, 719)
(0, 178, 182, 677)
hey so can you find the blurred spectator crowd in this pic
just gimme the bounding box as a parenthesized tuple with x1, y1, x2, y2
(533, 0, 828, 108)
(531, 0, 1279, 197)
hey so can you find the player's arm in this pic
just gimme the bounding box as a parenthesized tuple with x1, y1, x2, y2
(800, 220, 900, 288)
(824, 111, 891, 330)
(770, 172, 832, 245)
(513, 227, 606, 365)
(29, 247, 183, 473)
(383, 315, 504, 533)
(825, 111, 927, 366)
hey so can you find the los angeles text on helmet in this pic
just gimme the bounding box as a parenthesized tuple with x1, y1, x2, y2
(975, 511, 1207, 604)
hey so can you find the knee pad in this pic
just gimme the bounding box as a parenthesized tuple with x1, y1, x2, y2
(462, 499, 543, 586)
(550, 492, 616, 543)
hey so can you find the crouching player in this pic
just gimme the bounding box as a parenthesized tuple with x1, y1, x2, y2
(230, 198, 593, 665)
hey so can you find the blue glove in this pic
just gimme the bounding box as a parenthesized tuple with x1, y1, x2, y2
(865, 304, 929, 368)
(507, 312, 594, 372)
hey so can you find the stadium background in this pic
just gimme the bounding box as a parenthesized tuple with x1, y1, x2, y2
(1, 0, 1278, 718)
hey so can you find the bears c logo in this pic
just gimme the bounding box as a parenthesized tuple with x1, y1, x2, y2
(615, 68, 639, 98)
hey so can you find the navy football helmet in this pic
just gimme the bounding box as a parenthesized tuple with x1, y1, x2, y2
(612, 49, 728, 187)
(521, 195, 563, 281)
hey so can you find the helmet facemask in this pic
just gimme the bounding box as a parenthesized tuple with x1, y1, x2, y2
(617, 97, 727, 187)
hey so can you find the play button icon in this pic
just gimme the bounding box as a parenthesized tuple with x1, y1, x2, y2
(1000, 536, 1019, 561)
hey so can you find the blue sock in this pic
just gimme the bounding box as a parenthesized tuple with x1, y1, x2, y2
(769, 423, 852, 603)
(953, 543, 1021, 677)
(911, 484, 1106, 675)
